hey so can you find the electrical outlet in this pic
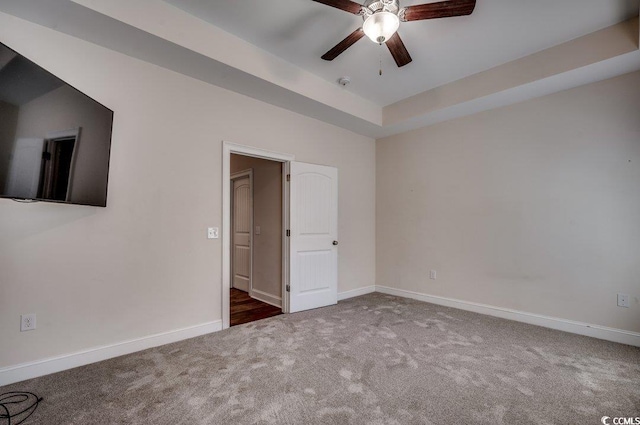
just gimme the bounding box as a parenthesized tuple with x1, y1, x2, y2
(617, 294, 630, 308)
(430, 270, 437, 280)
(207, 227, 219, 239)
(21, 314, 36, 331)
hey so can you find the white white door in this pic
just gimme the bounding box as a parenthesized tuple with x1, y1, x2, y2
(289, 162, 338, 313)
(6, 138, 44, 199)
(232, 175, 252, 292)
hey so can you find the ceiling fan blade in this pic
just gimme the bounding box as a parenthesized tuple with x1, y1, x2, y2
(311, 0, 363, 15)
(321, 28, 365, 61)
(386, 33, 412, 67)
(402, 0, 476, 21)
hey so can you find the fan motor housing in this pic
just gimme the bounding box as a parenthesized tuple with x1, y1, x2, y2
(362, 0, 400, 19)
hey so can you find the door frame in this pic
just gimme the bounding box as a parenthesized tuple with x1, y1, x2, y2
(222, 141, 295, 330)
(230, 169, 253, 294)
(43, 127, 81, 202)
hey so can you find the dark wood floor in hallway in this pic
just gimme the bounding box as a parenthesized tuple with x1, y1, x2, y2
(230, 288, 282, 326)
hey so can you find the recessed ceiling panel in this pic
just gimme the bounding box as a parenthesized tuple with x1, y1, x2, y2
(163, 0, 639, 106)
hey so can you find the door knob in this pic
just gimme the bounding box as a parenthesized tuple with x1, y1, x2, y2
(332, 241, 339, 246)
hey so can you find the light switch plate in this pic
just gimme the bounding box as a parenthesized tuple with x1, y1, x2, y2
(207, 227, 219, 239)
(617, 293, 630, 308)
(255, 226, 261, 235)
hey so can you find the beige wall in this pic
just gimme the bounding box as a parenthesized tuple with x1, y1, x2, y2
(230, 154, 282, 304)
(377, 71, 640, 333)
(0, 100, 19, 192)
(0, 13, 375, 368)
(14, 85, 113, 206)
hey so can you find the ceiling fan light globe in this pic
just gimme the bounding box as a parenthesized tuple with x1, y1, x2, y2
(363, 11, 400, 44)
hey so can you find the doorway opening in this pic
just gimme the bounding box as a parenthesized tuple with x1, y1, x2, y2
(39, 136, 77, 201)
(222, 141, 339, 330)
(230, 155, 283, 326)
(222, 142, 294, 329)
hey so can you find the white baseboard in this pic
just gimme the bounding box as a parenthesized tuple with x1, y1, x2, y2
(250, 289, 282, 308)
(338, 285, 376, 301)
(0, 320, 222, 387)
(232, 281, 249, 292)
(376, 286, 640, 347)
(3, 286, 637, 387)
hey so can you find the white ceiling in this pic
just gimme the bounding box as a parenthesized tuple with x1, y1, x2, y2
(163, 0, 639, 106)
(1, 0, 637, 138)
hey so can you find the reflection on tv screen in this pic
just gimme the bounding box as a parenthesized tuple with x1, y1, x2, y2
(0, 41, 113, 207)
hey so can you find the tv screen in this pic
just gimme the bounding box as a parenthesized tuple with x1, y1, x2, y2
(0, 41, 113, 207)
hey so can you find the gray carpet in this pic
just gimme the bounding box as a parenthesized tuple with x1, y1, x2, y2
(2, 293, 639, 424)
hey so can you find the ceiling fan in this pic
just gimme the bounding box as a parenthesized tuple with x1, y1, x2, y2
(313, 0, 476, 67)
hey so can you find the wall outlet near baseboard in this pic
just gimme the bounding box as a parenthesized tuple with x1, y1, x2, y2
(21, 314, 36, 331)
(617, 294, 630, 308)
(430, 270, 437, 280)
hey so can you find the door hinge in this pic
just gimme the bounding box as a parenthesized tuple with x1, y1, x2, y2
(286, 229, 290, 237)
(42, 151, 51, 160)
(286, 285, 290, 292)
(286, 174, 290, 182)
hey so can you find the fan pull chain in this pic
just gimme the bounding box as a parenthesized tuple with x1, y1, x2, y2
(379, 46, 383, 76)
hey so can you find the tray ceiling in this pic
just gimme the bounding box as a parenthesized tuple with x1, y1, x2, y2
(163, 0, 639, 106)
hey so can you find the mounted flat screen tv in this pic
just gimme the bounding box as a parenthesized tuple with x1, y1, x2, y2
(0, 41, 113, 207)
